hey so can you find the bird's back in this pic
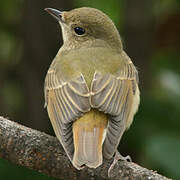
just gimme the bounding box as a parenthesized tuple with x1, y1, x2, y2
(46, 47, 129, 168)
(52, 47, 125, 87)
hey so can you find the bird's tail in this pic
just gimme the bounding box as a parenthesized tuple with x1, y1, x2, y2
(72, 109, 108, 169)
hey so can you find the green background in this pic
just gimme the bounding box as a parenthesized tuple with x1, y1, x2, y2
(0, 0, 180, 179)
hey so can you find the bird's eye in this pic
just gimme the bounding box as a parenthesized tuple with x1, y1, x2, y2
(74, 27, 85, 35)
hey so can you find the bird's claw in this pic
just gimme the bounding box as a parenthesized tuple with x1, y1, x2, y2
(122, 155, 132, 162)
(108, 151, 132, 178)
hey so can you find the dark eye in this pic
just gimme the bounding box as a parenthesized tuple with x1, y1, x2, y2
(74, 27, 85, 35)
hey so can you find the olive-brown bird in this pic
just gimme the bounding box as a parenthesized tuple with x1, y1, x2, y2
(44, 7, 140, 170)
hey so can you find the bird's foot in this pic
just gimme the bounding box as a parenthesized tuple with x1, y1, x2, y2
(108, 151, 131, 178)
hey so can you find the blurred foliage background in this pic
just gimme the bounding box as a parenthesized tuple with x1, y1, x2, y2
(0, 0, 180, 179)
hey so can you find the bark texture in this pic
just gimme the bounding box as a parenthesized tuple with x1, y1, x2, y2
(0, 116, 171, 180)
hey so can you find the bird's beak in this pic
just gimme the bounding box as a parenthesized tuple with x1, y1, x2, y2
(45, 8, 64, 22)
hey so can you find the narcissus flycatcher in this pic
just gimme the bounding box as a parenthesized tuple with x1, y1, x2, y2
(44, 7, 140, 170)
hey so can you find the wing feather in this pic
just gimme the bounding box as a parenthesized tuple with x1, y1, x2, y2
(90, 61, 140, 159)
(44, 69, 90, 160)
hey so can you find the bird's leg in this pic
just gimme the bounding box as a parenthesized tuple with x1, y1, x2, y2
(108, 151, 131, 177)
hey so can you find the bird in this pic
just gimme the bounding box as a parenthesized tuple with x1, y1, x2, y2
(44, 7, 140, 170)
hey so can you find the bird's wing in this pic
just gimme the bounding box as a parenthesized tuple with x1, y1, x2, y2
(44, 69, 91, 160)
(90, 56, 140, 159)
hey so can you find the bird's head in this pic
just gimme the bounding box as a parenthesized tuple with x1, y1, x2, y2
(45, 7, 122, 51)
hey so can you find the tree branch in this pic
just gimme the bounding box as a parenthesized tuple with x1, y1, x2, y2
(0, 116, 171, 180)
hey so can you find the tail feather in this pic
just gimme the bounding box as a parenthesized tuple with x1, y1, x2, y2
(72, 110, 107, 169)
